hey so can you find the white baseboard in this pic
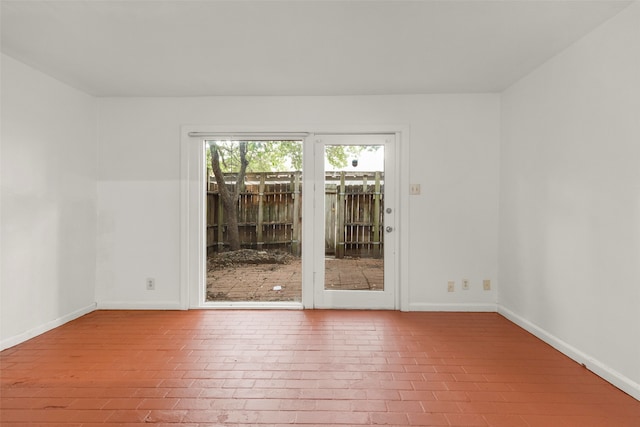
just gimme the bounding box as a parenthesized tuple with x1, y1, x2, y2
(96, 300, 184, 310)
(1, 303, 97, 351)
(409, 302, 498, 312)
(498, 305, 640, 401)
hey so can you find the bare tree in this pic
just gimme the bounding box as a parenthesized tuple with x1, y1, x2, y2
(209, 141, 248, 251)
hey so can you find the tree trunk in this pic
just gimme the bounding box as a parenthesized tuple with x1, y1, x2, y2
(223, 199, 241, 251)
(210, 141, 249, 251)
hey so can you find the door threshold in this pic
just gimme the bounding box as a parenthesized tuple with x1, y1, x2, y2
(197, 302, 304, 310)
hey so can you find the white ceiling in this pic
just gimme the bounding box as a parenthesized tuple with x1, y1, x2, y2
(0, 0, 632, 97)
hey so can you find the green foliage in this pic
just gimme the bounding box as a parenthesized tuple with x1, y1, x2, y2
(324, 145, 378, 170)
(324, 145, 349, 169)
(206, 140, 378, 173)
(207, 140, 301, 173)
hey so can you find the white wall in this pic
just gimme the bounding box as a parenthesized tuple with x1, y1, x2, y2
(96, 95, 500, 310)
(0, 54, 97, 349)
(499, 2, 640, 399)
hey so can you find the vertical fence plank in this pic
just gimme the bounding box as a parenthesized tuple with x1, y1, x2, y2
(217, 185, 225, 252)
(325, 185, 336, 254)
(292, 172, 301, 256)
(373, 171, 381, 258)
(257, 173, 265, 250)
(336, 172, 346, 259)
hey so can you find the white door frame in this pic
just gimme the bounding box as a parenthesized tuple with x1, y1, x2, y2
(310, 134, 397, 309)
(180, 125, 410, 311)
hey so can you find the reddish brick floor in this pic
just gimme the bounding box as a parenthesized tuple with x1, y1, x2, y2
(1, 310, 639, 426)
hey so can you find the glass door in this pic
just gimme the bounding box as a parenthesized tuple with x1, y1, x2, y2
(313, 134, 396, 309)
(204, 139, 303, 305)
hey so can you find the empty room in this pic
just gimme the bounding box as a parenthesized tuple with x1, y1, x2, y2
(1, 1, 639, 426)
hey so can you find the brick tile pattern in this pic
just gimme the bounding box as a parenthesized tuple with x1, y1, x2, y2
(1, 310, 639, 426)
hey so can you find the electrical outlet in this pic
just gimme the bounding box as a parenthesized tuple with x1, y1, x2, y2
(483, 279, 491, 291)
(447, 281, 455, 292)
(462, 279, 469, 290)
(409, 184, 421, 195)
(146, 278, 155, 290)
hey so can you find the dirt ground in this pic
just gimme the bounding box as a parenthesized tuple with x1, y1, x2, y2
(206, 250, 383, 302)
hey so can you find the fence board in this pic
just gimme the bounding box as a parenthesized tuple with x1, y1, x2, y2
(207, 171, 383, 258)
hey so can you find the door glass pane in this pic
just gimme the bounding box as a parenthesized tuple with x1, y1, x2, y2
(205, 140, 303, 302)
(324, 145, 384, 291)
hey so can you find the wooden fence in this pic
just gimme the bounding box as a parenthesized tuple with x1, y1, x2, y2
(207, 171, 384, 258)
